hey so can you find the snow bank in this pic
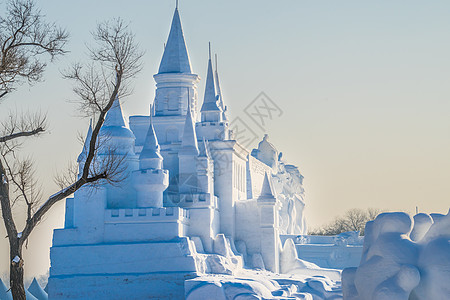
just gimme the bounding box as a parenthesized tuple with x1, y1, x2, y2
(185, 269, 343, 300)
(342, 210, 450, 300)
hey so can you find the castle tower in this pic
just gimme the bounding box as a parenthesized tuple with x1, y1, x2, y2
(197, 45, 230, 141)
(257, 172, 281, 272)
(152, 6, 200, 143)
(132, 110, 169, 208)
(99, 96, 136, 155)
(98, 96, 138, 208)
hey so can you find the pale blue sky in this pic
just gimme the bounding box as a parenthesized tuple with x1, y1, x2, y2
(1, 0, 450, 279)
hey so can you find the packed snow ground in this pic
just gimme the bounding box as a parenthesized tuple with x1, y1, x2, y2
(186, 269, 343, 300)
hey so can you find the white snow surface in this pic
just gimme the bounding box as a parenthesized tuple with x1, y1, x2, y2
(186, 269, 343, 300)
(185, 238, 343, 299)
(342, 210, 450, 300)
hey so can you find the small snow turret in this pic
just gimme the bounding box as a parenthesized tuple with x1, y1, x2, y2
(99, 96, 135, 155)
(196, 45, 231, 141)
(133, 106, 169, 208)
(103, 97, 126, 127)
(200, 44, 221, 121)
(259, 172, 276, 201)
(158, 6, 192, 74)
(139, 109, 163, 170)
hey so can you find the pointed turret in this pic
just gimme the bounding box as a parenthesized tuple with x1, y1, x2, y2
(201, 44, 221, 113)
(260, 172, 276, 199)
(139, 106, 163, 170)
(28, 277, 48, 300)
(77, 119, 93, 163)
(181, 101, 199, 155)
(99, 96, 135, 155)
(158, 7, 192, 74)
(103, 96, 126, 128)
(214, 54, 228, 121)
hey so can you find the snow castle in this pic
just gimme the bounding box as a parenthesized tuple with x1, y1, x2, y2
(49, 6, 306, 299)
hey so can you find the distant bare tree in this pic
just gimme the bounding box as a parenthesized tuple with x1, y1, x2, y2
(309, 208, 382, 236)
(0, 0, 68, 100)
(0, 5, 143, 298)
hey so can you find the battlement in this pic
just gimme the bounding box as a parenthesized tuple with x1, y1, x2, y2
(196, 122, 226, 127)
(105, 207, 189, 223)
(178, 193, 218, 209)
(136, 168, 168, 175)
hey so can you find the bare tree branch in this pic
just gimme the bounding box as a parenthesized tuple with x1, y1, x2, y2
(0, 3, 142, 298)
(309, 208, 383, 236)
(0, 0, 68, 98)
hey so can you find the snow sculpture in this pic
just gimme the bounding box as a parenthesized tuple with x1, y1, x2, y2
(281, 239, 341, 281)
(49, 5, 308, 299)
(27, 278, 48, 300)
(0, 278, 12, 300)
(342, 210, 450, 300)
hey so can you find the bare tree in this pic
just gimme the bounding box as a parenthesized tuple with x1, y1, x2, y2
(0, 0, 68, 100)
(0, 5, 143, 298)
(309, 208, 382, 236)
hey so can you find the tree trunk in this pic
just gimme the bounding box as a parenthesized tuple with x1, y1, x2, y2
(10, 243, 26, 300)
(0, 160, 26, 300)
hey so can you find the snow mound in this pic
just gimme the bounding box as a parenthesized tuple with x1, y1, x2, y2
(281, 239, 342, 282)
(342, 210, 450, 300)
(185, 269, 342, 300)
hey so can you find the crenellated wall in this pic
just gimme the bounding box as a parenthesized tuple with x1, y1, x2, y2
(103, 207, 189, 243)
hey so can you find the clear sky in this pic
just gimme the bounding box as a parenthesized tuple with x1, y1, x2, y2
(1, 0, 450, 280)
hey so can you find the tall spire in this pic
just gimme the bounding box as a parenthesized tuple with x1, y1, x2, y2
(103, 96, 126, 128)
(201, 43, 220, 112)
(158, 6, 192, 74)
(214, 53, 228, 121)
(214, 54, 223, 109)
(181, 100, 199, 155)
(140, 105, 163, 169)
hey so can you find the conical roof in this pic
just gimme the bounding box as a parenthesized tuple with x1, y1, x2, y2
(158, 8, 192, 74)
(201, 52, 221, 112)
(181, 105, 199, 155)
(25, 288, 38, 300)
(214, 54, 225, 111)
(27, 278, 48, 300)
(77, 120, 93, 163)
(103, 96, 126, 128)
(100, 96, 135, 139)
(260, 172, 276, 199)
(139, 109, 163, 169)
